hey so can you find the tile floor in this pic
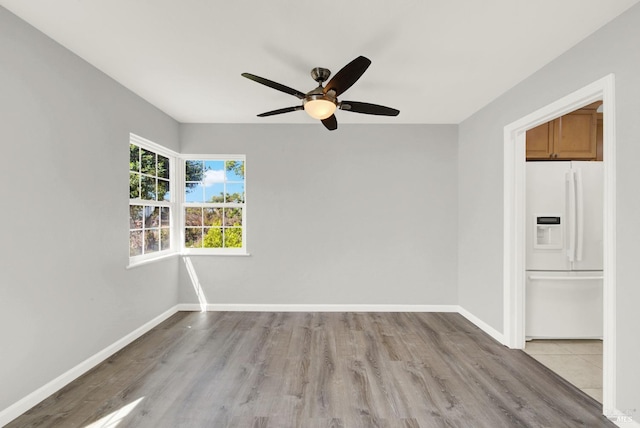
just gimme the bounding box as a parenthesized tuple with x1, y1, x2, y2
(524, 339, 603, 403)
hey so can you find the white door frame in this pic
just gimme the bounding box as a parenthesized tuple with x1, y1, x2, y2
(502, 74, 616, 412)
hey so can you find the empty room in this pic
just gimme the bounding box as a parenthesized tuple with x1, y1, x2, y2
(1, 1, 640, 427)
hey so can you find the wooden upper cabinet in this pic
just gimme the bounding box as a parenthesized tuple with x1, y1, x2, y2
(526, 106, 598, 160)
(525, 121, 554, 159)
(554, 109, 597, 159)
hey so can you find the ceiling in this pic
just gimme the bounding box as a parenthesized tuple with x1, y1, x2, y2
(2, 1, 638, 124)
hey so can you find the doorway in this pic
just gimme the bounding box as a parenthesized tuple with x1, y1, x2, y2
(522, 101, 604, 402)
(502, 74, 616, 413)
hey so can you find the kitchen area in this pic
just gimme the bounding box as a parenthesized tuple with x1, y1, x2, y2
(523, 101, 605, 402)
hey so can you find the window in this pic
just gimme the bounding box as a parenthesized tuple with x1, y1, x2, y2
(182, 157, 246, 254)
(129, 134, 176, 262)
(128, 136, 246, 262)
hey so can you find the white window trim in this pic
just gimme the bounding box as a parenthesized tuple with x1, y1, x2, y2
(180, 154, 248, 256)
(128, 133, 179, 266)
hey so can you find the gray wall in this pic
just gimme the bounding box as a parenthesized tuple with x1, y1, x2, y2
(179, 124, 458, 306)
(458, 3, 640, 415)
(0, 8, 180, 411)
(4, 0, 639, 419)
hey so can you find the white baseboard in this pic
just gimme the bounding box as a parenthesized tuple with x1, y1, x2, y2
(0, 305, 180, 427)
(457, 306, 506, 345)
(177, 303, 460, 313)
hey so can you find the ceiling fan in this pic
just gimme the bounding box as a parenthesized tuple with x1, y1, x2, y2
(241, 56, 399, 131)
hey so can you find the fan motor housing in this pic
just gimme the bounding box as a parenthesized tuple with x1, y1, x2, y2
(311, 67, 331, 83)
(304, 84, 337, 105)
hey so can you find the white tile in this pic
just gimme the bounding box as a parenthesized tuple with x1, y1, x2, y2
(560, 367, 602, 389)
(524, 340, 572, 355)
(532, 355, 602, 389)
(555, 339, 603, 355)
(581, 388, 603, 403)
(531, 354, 580, 372)
(578, 354, 603, 369)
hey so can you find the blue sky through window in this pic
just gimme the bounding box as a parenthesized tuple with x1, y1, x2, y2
(185, 160, 244, 203)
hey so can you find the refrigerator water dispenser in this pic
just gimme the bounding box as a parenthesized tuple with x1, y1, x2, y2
(534, 216, 562, 249)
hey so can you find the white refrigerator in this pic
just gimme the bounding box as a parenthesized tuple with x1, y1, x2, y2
(525, 161, 603, 339)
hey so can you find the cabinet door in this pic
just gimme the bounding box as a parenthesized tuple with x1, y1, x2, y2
(596, 115, 604, 161)
(526, 122, 554, 159)
(554, 110, 597, 159)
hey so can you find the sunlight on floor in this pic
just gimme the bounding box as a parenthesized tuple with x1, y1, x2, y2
(83, 397, 144, 428)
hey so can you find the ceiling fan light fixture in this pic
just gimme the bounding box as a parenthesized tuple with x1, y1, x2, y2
(304, 97, 337, 120)
(242, 56, 399, 131)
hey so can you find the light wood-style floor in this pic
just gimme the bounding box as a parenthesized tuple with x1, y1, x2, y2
(9, 312, 615, 428)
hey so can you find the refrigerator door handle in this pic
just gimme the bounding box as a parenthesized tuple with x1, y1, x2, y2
(575, 168, 584, 262)
(566, 170, 576, 262)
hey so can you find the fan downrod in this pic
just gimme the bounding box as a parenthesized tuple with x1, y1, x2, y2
(310, 67, 331, 84)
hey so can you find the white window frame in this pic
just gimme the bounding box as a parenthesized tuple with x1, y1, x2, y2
(180, 154, 247, 255)
(128, 133, 179, 265)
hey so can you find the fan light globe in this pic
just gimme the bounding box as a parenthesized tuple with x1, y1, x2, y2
(304, 99, 337, 120)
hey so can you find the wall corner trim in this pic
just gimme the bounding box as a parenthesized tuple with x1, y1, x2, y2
(0, 305, 180, 427)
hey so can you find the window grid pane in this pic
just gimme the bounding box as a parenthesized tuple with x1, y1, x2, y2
(158, 155, 170, 179)
(130, 231, 142, 256)
(130, 144, 140, 172)
(203, 227, 222, 248)
(185, 227, 202, 248)
(140, 149, 156, 175)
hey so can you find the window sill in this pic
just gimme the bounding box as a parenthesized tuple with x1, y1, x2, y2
(181, 251, 251, 257)
(127, 250, 251, 269)
(127, 252, 180, 269)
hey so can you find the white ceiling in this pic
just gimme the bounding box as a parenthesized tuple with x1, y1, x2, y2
(2, 1, 638, 124)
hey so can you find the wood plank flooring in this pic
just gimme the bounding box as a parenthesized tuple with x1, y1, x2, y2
(8, 312, 615, 428)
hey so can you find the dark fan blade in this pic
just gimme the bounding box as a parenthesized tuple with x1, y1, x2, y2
(257, 105, 303, 117)
(241, 73, 306, 99)
(323, 56, 371, 97)
(339, 101, 400, 116)
(321, 114, 338, 131)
